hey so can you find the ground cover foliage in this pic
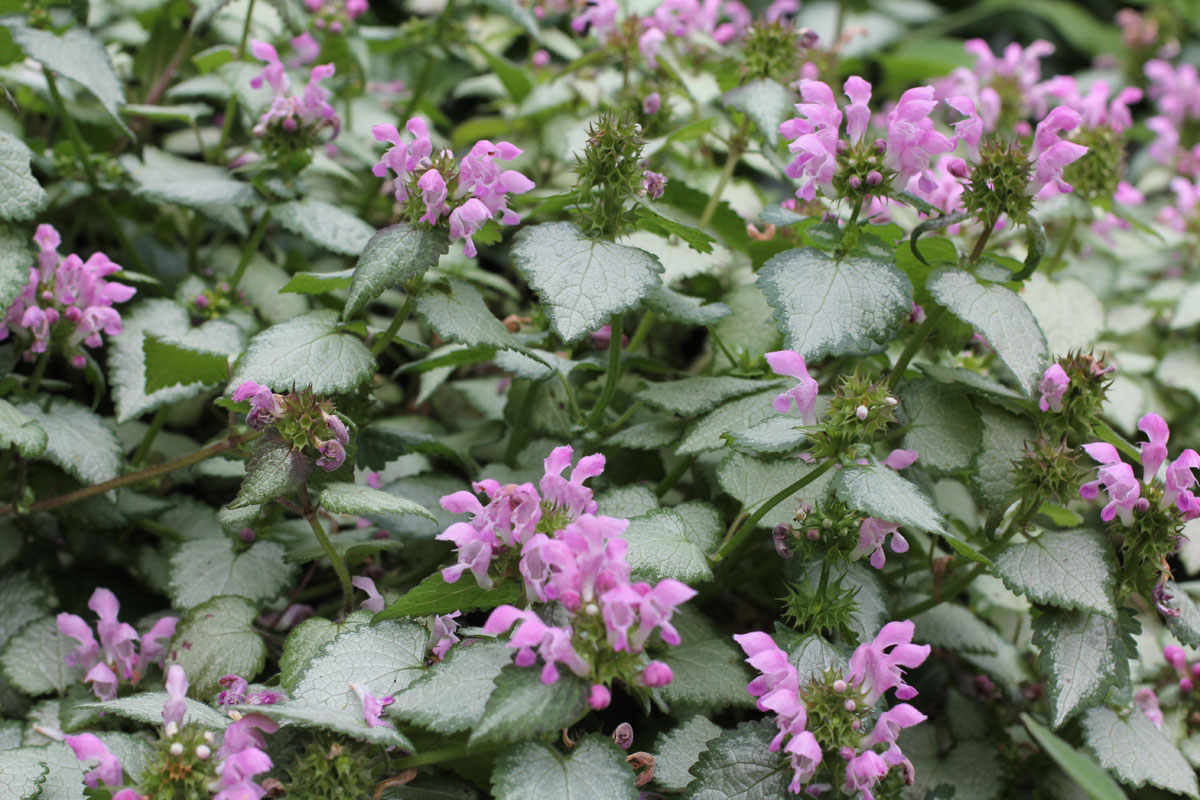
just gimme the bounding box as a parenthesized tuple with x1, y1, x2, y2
(0, 0, 1198, 797)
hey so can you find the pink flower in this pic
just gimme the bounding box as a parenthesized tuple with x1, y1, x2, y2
(884, 87, 956, 193)
(290, 31, 321, 65)
(65, 733, 123, 788)
(844, 750, 889, 799)
(139, 616, 178, 669)
(532, 49, 550, 67)
(1165, 449, 1200, 517)
(733, 632, 807, 751)
(945, 96, 982, 159)
(1026, 107, 1088, 197)
(85, 662, 119, 701)
(766, 350, 819, 425)
(448, 198, 491, 258)
(249, 40, 288, 94)
(571, 0, 618, 36)
(1038, 364, 1069, 412)
(483, 605, 590, 684)
(162, 664, 189, 728)
(432, 611, 461, 658)
(852, 518, 908, 569)
(866, 703, 926, 763)
(881, 449, 918, 470)
(630, 578, 695, 651)
(639, 27, 665, 68)
(1079, 442, 1149, 525)
(641, 170, 667, 199)
(784, 731, 822, 792)
(779, 80, 843, 201)
(1137, 413, 1170, 483)
(848, 620, 930, 705)
(351, 682, 395, 727)
(90, 588, 139, 681)
(352, 576, 385, 613)
(639, 660, 673, 687)
(417, 168, 449, 225)
(589, 684, 611, 709)
(539, 445, 605, 522)
(643, 92, 661, 115)
(232, 381, 284, 430)
(458, 140, 535, 224)
(1135, 687, 1164, 729)
(315, 438, 346, 470)
(57, 613, 99, 670)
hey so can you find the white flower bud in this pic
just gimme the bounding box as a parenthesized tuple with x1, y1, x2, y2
(169, 742, 184, 756)
(884, 396, 898, 406)
(196, 744, 211, 760)
(833, 679, 847, 692)
(856, 405, 869, 420)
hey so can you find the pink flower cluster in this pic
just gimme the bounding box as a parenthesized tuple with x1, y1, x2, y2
(249, 40, 339, 140)
(934, 39, 1056, 132)
(371, 118, 535, 258)
(231, 381, 349, 470)
(1080, 413, 1200, 525)
(1144, 60, 1200, 172)
(852, 518, 908, 569)
(215, 714, 277, 800)
(57, 588, 178, 701)
(441, 446, 695, 700)
(305, 0, 368, 32)
(734, 621, 930, 796)
(0, 225, 135, 367)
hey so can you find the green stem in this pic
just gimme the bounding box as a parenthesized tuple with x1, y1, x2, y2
(229, 210, 272, 291)
(131, 406, 169, 466)
(967, 223, 994, 265)
(711, 460, 835, 563)
(403, 0, 457, 117)
(897, 563, 985, 618)
(1095, 419, 1142, 463)
(1046, 216, 1078, 272)
(586, 313, 624, 429)
(44, 70, 147, 273)
(0, 430, 259, 517)
(626, 311, 655, 354)
(27, 350, 51, 394)
(214, 0, 258, 160)
(602, 401, 641, 436)
(887, 305, 948, 390)
(699, 117, 750, 229)
(370, 293, 417, 357)
(300, 483, 354, 617)
(389, 742, 470, 769)
(655, 455, 694, 498)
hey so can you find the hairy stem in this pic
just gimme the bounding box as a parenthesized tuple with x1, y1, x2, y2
(403, 0, 457, 117)
(887, 305, 948, 390)
(131, 406, 169, 467)
(711, 460, 835, 563)
(586, 313, 624, 429)
(699, 117, 750, 229)
(214, 0, 258, 160)
(27, 350, 51, 395)
(655, 455, 694, 498)
(300, 484, 355, 617)
(1046, 216, 1078, 272)
(0, 431, 260, 518)
(229, 210, 272, 292)
(370, 292, 417, 357)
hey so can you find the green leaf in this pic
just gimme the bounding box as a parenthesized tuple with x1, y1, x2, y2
(1032, 609, 1136, 727)
(636, 376, 772, 416)
(596, 484, 659, 519)
(661, 608, 753, 711)
(0, 574, 48, 655)
(832, 462, 945, 534)
(238, 700, 414, 748)
(928, 268, 1049, 397)
(281, 268, 354, 295)
(624, 508, 716, 584)
(683, 719, 790, 799)
(473, 43, 532, 102)
(165, 595, 267, 697)
(757, 248, 912, 361)
(284, 535, 403, 565)
(643, 286, 731, 326)
(84, 692, 230, 728)
(0, 749, 47, 799)
(724, 416, 807, 454)
(272, 199, 376, 256)
(143, 334, 229, 393)
(972, 401, 1036, 510)
(717, 451, 834, 530)
(1014, 211, 1047, 280)
(0, 132, 45, 222)
(0, 617, 80, 696)
(475, 0, 541, 37)
(633, 206, 716, 254)
(1082, 706, 1200, 797)
(415, 280, 528, 353)
(293, 621, 427, 713)
(229, 310, 376, 395)
(15, 398, 121, 485)
(3, 742, 88, 800)
(110, 300, 245, 423)
(492, 735, 637, 800)
(469, 664, 589, 749)
(677, 389, 780, 455)
(1021, 713, 1125, 800)
(722, 78, 793, 148)
(0, 226, 30, 315)
(0, 400, 46, 459)
(788, 635, 845, 684)
(653, 715, 722, 792)
(511, 222, 663, 344)
(908, 213, 968, 265)
(898, 380, 982, 474)
(168, 538, 295, 609)
(993, 530, 1116, 617)
(605, 419, 685, 450)
(391, 638, 511, 734)
(228, 432, 313, 509)
(280, 611, 373, 693)
(375, 573, 523, 622)
(344, 224, 450, 319)
(121, 147, 255, 214)
(1161, 579, 1200, 647)
(914, 604, 1024, 693)
(318, 482, 434, 520)
(6, 23, 129, 133)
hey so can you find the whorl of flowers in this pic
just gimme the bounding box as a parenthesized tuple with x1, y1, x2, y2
(232, 381, 351, 471)
(440, 445, 696, 700)
(1144, 59, 1200, 172)
(934, 38, 1056, 131)
(0, 224, 136, 368)
(371, 117, 535, 258)
(305, 0, 368, 33)
(56, 587, 178, 701)
(734, 621, 930, 796)
(249, 40, 340, 141)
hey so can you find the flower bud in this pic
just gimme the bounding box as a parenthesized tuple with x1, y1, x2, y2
(946, 157, 970, 179)
(833, 679, 847, 692)
(840, 746, 855, 760)
(873, 138, 886, 152)
(856, 405, 869, 420)
(169, 742, 184, 756)
(807, 528, 819, 540)
(612, 722, 634, 750)
(866, 170, 882, 186)
(196, 745, 211, 760)
(844, 699, 856, 712)
(848, 175, 862, 189)
(589, 684, 611, 710)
